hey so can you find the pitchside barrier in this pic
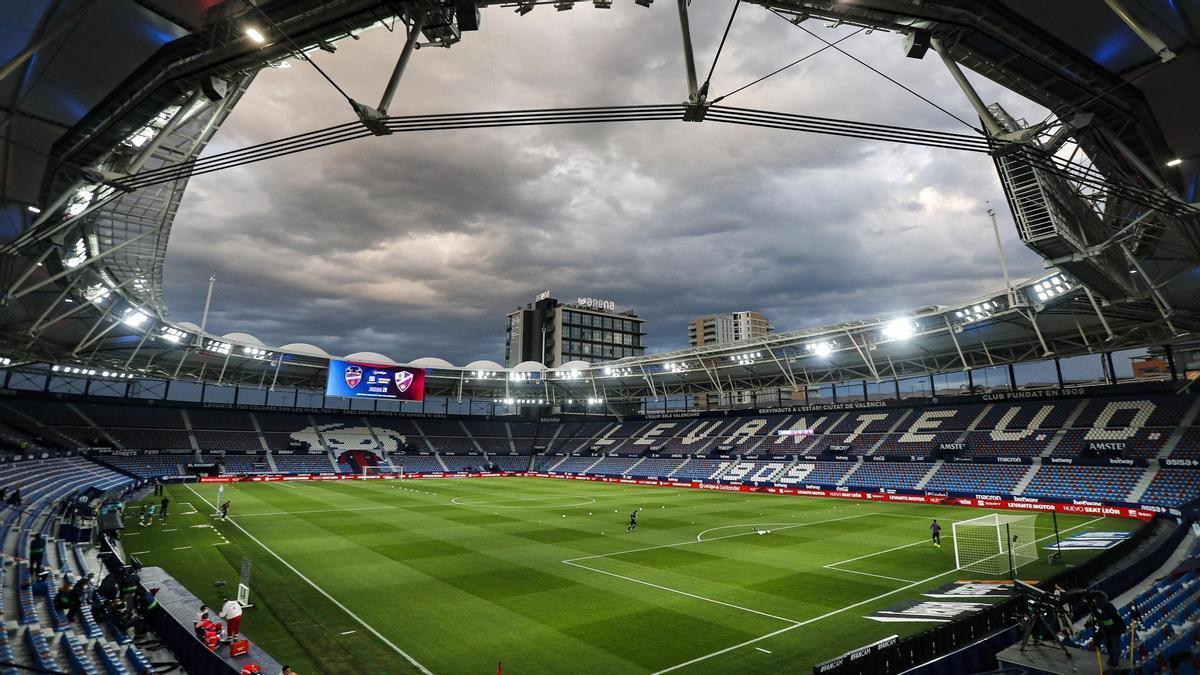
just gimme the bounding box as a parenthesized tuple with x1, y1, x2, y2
(194, 471, 1165, 521)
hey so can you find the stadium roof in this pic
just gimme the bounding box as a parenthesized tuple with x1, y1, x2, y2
(1, 0, 1198, 405)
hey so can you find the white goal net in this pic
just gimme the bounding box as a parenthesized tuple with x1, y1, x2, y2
(952, 513, 1038, 576)
(361, 465, 397, 479)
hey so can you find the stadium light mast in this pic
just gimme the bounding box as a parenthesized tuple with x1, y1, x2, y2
(197, 275, 216, 347)
(987, 207, 1016, 307)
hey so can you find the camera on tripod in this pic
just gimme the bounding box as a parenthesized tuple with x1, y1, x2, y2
(1014, 580, 1074, 659)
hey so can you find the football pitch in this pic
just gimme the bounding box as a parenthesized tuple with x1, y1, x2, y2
(125, 478, 1140, 673)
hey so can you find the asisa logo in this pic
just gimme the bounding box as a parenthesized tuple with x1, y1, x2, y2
(395, 370, 415, 393)
(344, 365, 363, 388)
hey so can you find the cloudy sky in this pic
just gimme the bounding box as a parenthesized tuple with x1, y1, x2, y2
(164, 2, 1053, 365)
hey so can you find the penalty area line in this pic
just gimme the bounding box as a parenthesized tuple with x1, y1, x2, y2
(563, 560, 800, 625)
(183, 483, 433, 675)
(650, 515, 1106, 674)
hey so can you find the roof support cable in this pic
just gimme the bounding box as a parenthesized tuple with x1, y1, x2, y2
(244, 0, 355, 104)
(710, 27, 864, 105)
(700, 1, 741, 98)
(768, 9, 983, 134)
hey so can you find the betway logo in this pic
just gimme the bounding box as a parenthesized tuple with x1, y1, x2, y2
(1073, 499, 1102, 506)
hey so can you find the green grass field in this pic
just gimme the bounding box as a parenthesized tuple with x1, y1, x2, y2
(123, 478, 1141, 674)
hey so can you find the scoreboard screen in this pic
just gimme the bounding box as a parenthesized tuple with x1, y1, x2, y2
(326, 359, 426, 401)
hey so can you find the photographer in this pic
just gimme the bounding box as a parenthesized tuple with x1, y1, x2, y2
(1084, 590, 1126, 669)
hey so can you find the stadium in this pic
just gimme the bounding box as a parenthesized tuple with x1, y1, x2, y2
(1, 0, 1200, 674)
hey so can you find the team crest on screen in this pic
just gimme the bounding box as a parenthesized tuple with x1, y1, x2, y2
(344, 365, 363, 388)
(395, 370, 414, 393)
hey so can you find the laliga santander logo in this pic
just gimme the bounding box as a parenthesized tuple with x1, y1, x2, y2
(395, 369, 415, 393)
(344, 365, 363, 388)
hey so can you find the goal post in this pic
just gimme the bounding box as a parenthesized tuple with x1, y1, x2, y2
(952, 513, 1038, 576)
(360, 465, 398, 479)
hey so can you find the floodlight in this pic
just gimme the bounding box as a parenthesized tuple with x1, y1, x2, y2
(515, 1, 534, 15)
(65, 188, 94, 218)
(63, 238, 88, 269)
(122, 309, 149, 328)
(245, 27, 266, 44)
(0, 357, 10, 366)
(808, 341, 833, 357)
(1166, 158, 1182, 167)
(27, 205, 40, 214)
(883, 318, 916, 341)
(634, 0, 652, 6)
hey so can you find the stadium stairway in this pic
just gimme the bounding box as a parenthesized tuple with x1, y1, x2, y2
(66, 404, 121, 449)
(247, 412, 271, 453)
(459, 421, 486, 454)
(666, 457, 689, 479)
(836, 459, 864, 486)
(179, 410, 201, 454)
(1158, 396, 1200, 459)
(913, 460, 942, 489)
(622, 457, 646, 477)
(1010, 463, 1040, 494)
(411, 420, 438, 453)
(1039, 400, 1089, 457)
(1126, 466, 1162, 504)
(863, 411, 914, 455)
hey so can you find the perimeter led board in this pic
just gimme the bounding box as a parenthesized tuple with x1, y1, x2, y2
(326, 359, 426, 401)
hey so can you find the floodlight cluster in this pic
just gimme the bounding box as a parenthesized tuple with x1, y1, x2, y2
(554, 370, 584, 380)
(64, 188, 94, 218)
(63, 238, 87, 269)
(121, 308, 149, 328)
(159, 326, 188, 343)
(603, 366, 634, 376)
(662, 362, 692, 373)
(954, 301, 1001, 324)
(470, 370, 499, 380)
(518, 0, 644, 14)
(242, 346, 273, 360)
(1030, 275, 1074, 302)
(51, 365, 135, 379)
(882, 318, 917, 341)
(806, 341, 834, 357)
(730, 352, 762, 365)
(508, 371, 536, 382)
(205, 340, 232, 355)
(82, 283, 111, 305)
(0, 357, 11, 367)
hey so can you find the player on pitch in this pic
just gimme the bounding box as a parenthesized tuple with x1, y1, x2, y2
(628, 508, 641, 532)
(930, 519, 942, 547)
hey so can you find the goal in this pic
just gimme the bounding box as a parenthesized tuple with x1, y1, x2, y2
(361, 465, 399, 479)
(953, 513, 1038, 576)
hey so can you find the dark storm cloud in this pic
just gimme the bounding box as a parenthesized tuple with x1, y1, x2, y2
(164, 3, 1049, 365)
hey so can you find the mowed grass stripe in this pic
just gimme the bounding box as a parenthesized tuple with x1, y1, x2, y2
(125, 479, 1141, 674)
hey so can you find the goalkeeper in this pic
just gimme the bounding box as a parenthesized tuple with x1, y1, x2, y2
(930, 519, 942, 547)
